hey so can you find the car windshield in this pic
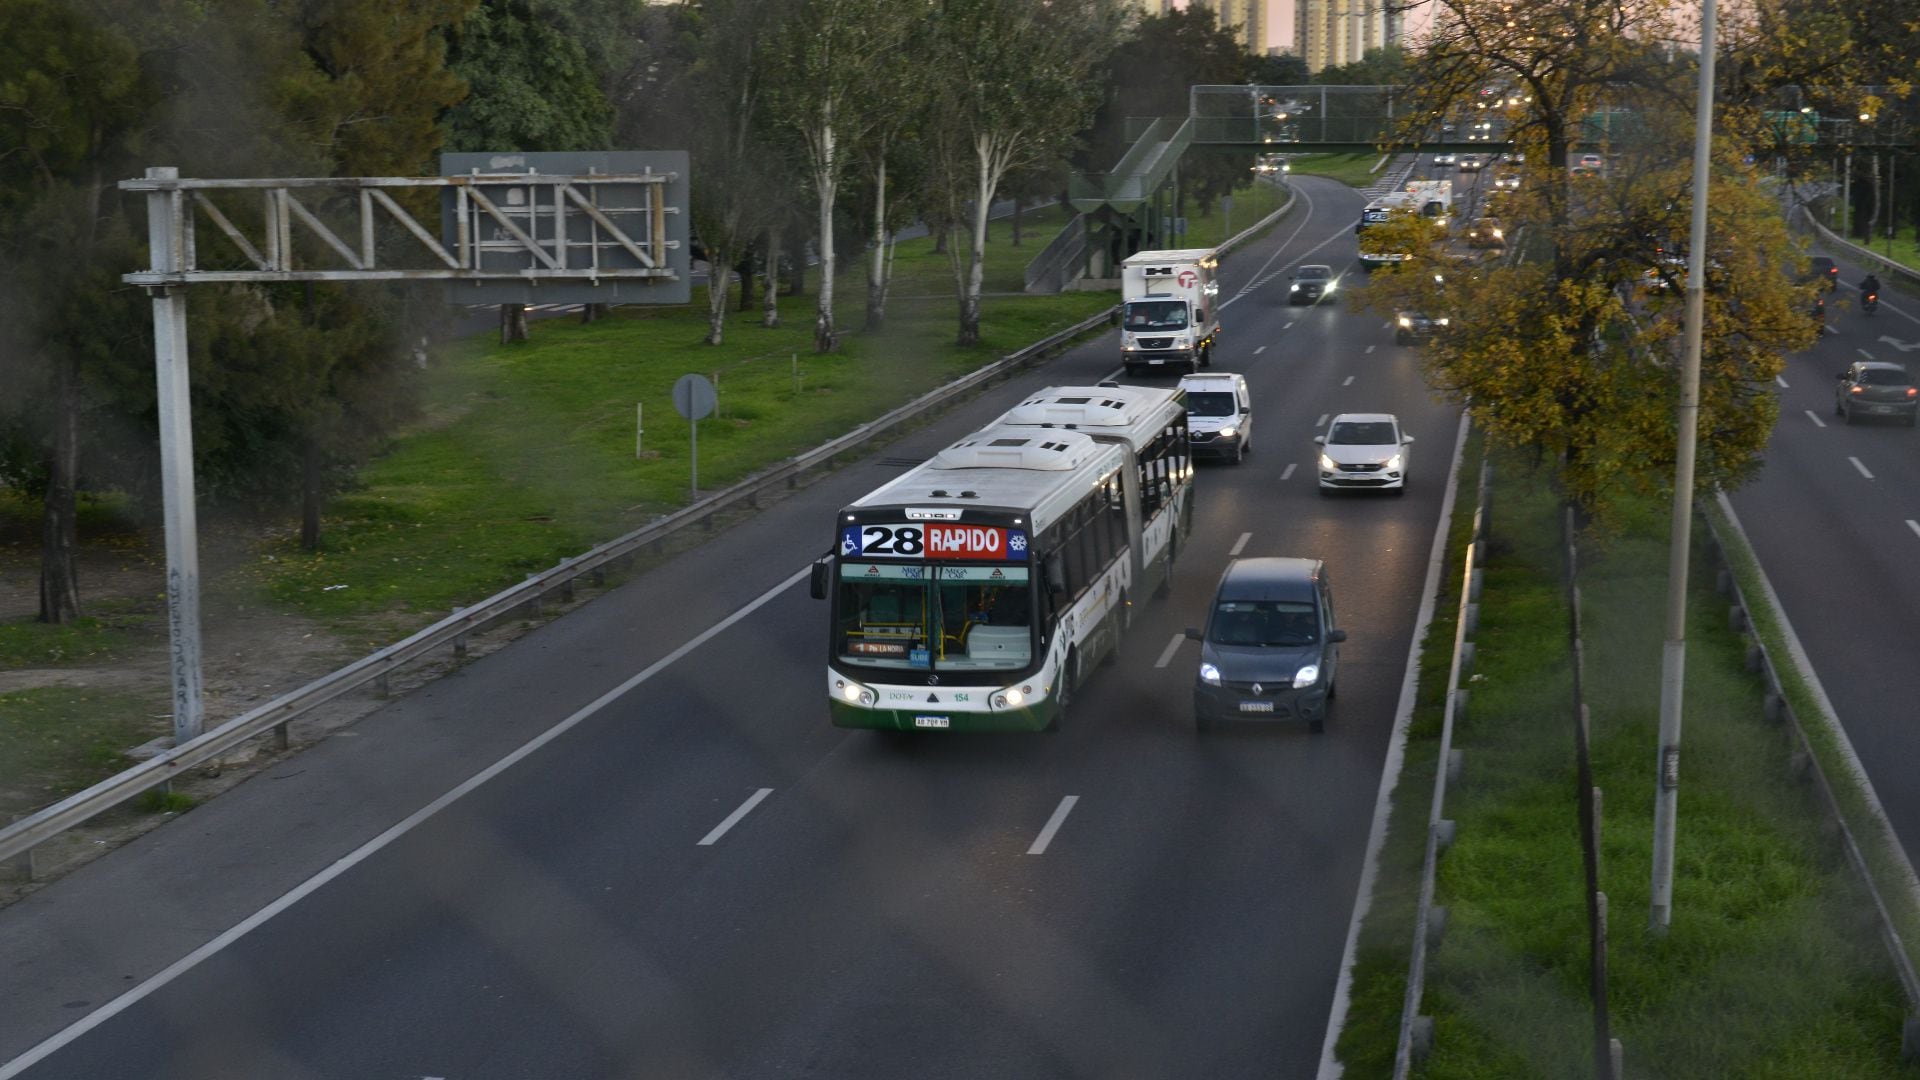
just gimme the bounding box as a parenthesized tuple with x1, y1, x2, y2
(1123, 300, 1189, 330)
(1859, 369, 1912, 387)
(1208, 599, 1319, 648)
(1186, 391, 1237, 417)
(1296, 267, 1330, 280)
(1328, 421, 1397, 445)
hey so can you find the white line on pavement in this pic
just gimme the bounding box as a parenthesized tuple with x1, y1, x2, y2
(1154, 633, 1185, 669)
(1230, 531, 1252, 556)
(1254, 345, 1267, 355)
(698, 788, 773, 846)
(1806, 410, 1826, 428)
(1027, 796, 1080, 855)
(1285, 321, 1295, 330)
(1859, 347, 1876, 359)
(1342, 376, 1355, 386)
(1909, 520, 1920, 541)
(1281, 463, 1298, 481)
(1775, 375, 1789, 388)
(1316, 413, 1330, 427)
(0, 563, 815, 1080)
(1365, 345, 1376, 354)
(1850, 456, 1874, 479)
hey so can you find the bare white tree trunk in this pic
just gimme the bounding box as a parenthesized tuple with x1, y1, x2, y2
(959, 133, 1009, 346)
(813, 106, 839, 352)
(866, 152, 889, 329)
(763, 229, 782, 328)
(704, 244, 732, 345)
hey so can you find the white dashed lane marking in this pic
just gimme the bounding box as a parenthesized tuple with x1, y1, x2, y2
(1806, 410, 1826, 428)
(1028, 796, 1080, 855)
(1254, 345, 1267, 355)
(1342, 376, 1355, 386)
(1281, 463, 1298, 480)
(1230, 531, 1252, 556)
(698, 788, 773, 846)
(1908, 520, 1920, 541)
(1775, 375, 1789, 388)
(1849, 456, 1874, 480)
(1154, 633, 1185, 669)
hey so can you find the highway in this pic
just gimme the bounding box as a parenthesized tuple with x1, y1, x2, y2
(0, 175, 1465, 1079)
(1724, 259, 1920, 869)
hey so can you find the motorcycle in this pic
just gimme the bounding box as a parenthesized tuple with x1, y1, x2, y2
(1811, 296, 1827, 325)
(1863, 291, 1880, 315)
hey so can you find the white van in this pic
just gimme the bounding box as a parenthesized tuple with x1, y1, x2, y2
(1178, 372, 1253, 464)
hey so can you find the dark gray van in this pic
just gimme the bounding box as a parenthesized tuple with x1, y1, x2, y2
(1185, 557, 1344, 732)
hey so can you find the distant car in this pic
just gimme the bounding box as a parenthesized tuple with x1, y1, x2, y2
(1500, 151, 1525, 164)
(1578, 153, 1604, 170)
(1458, 155, 1486, 172)
(1395, 309, 1447, 344)
(1433, 151, 1458, 166)
(1466, 217, 1507, 248)
(1806, 256, 1839, 292)
(1493, 172, 1521, 190)
(1834, 361, 1918, 425)
(1288, 263, 1337, 305)
(1315, 412, 1413, 493)
(1179, 371, 1255, 462)
(1186, 557, 1346, 733)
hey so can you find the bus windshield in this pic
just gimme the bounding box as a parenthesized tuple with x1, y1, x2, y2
(1123, 300, 1190, 331)
(836, 564, 1033, 671)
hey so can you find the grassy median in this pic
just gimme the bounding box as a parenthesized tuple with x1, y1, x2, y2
(1334, 443, 1918, 1078)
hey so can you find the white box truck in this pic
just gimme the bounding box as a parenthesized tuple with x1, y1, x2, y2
(1120, 248, 1220, 376)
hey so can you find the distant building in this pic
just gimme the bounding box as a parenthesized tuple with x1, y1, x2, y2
(1181, 0, 1266, 52)
(1294, 0, 1397, 72)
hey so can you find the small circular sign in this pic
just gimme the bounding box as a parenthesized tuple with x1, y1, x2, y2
(672, 373, 717, 420)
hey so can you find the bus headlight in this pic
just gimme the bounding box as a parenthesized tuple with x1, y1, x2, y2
(1199, 662, 1222, 686)
(991, 684, 1034, 710)
(1293, 664, 1320, 689)
(835, 678, 876, 707)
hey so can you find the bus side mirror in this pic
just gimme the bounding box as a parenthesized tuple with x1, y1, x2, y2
(809, 555, 831, 600)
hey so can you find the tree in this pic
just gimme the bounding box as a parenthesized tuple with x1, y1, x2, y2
(930, 0, 1124, 346)
(1314, 45, 1410, 86)
(443, 0, 616, 155)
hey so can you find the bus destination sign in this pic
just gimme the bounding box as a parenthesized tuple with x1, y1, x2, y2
(840, 523, 1027, 561)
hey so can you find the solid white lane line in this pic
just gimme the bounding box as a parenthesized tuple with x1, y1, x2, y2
(1154, 633, 1185, 669)
(1342, 376, 1355, 386)
(1230, 531, 1252, 556)
(1365, 345, 1376, 354)
(1254, 345, 1268, 355)
(1850, 456, 1874, 479)
(0, 563, 815, 1080)
(1027, 796, 1080, 855)
(698, 788, 773, 846)
(1775, 375, 1789, 388)
(1806, 410, 1826, 428)
(1908, 520, 1920, 541)
(1282, 463, 1298, 481)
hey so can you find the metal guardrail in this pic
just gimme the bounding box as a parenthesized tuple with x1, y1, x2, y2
(1805, 214, 1920, 294)
(0, 304, 1120, 878)
(1393, 456, 1490, 1076)
(1704, 493, 1920, 1056)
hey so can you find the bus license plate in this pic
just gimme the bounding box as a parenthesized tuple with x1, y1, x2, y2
(1239, 702, 1274, 713)
(914, 715, 951, 729)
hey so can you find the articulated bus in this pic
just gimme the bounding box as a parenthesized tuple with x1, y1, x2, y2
(812, 385, 1192, 732)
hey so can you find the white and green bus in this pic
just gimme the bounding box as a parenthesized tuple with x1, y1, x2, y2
(812, 386, 1192, 732)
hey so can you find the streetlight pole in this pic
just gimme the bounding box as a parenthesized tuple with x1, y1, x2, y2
(1650, 0, 1719, 933)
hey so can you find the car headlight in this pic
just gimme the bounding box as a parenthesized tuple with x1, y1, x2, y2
(1491, 229, 1503, 239)
(1386, 454, 1403, 471)
(1293, 664, 1319, 689)
(1319, 454, 1337, 471)
(1199, 662, 1222, 686)
(1290, 283, 1301, 291)
(835, 678, 877, 708)
(1398, 316, 1412, 328)
(991, 684, 1034, 710)
(1217, 426, 1238, 439)
(1437, 317, 1450, 326)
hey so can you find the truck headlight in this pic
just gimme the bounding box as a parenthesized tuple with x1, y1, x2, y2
(835, 678, 876, 708)
(1292, 664, 1319, 689)
(1199, 662, 1222, 686)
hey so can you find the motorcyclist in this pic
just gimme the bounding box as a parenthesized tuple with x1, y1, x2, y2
(1862, 273, 1882, 299)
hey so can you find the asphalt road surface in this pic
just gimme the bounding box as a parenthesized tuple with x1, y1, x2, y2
(0, 175, 1466, 1079)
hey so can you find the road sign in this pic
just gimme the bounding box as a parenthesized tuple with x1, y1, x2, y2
(673, 373, 717, 419)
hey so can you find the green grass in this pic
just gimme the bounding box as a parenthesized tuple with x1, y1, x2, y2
(0, 688, 169, 823)
(1282, 152, 1388, 188)
(1335, 445, 1919, 1078)
(251, 215, 1115, 634)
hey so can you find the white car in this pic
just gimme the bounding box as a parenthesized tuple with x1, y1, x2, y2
(1179, 371, 1254, 464)
(1314, 413, 1413, 493)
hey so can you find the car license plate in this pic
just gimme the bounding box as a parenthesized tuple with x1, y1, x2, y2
(1239, 701, 1274, 713)
(913, 715, 950, 729)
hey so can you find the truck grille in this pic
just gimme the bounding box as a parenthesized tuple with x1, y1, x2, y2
(1139, 337, 1173, 349)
